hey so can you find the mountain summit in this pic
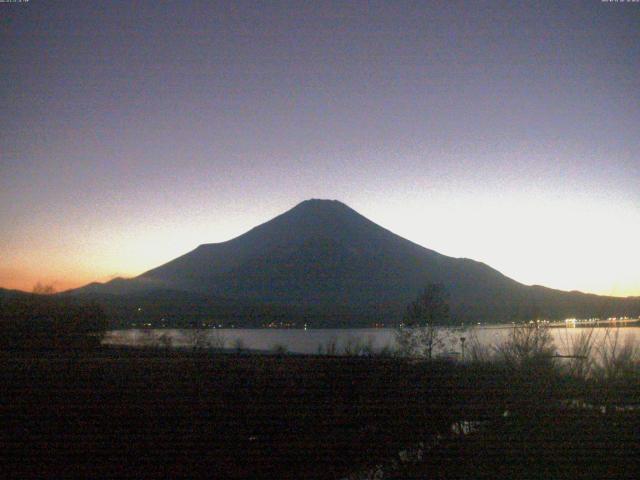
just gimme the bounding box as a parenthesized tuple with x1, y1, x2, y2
(69, 199, 640, 324)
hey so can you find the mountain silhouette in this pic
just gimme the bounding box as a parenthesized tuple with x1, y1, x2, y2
(67, 199, 640, 325)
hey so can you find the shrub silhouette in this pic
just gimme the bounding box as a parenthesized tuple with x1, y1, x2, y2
(494, 323, 556, 371)
(0, 295, 108, 351)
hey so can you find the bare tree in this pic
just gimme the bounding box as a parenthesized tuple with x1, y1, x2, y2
(186, 328, 210, 351)
(464, 327, 494, 363)
(395, 284, 451, 359)
(209, 330, 227, 350)
(157, 332, 173, 350)
(232, 337, 246, 353)
(32, 282, 56, 295)
(593, 328, 638, 382)
(317, 337, 338, 356)
(558, 326, 596, 380)
(494, 323, 556, 370)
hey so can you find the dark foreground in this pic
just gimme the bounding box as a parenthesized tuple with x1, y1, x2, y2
(1, 348, 639, 479)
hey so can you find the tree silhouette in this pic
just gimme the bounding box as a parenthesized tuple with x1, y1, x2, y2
(32, 282, 56, 295)
(404, 283, 450, 327)
(396, 283, 451, 359)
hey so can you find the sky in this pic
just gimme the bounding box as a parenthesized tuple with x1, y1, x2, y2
(1, 1, 639, 296)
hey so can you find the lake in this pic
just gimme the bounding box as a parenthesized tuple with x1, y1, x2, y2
(104, 325, 640, 357)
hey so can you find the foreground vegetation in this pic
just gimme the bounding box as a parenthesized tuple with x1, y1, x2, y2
(0, 294, 108, 351)
(2, 295, 640, 478)
(2, 339, 640, 479)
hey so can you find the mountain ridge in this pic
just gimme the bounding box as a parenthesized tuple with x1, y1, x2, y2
(61, 199, 640, 325)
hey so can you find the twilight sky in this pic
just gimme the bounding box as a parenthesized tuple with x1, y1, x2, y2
(1, 1, 639, 296)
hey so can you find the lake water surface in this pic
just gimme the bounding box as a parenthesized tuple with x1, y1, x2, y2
(104, 325, 640, 357)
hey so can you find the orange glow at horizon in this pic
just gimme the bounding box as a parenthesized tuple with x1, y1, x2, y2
(2, 195, 639, 298)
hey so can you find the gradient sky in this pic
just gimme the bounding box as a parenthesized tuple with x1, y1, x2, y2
(1, 1, 639, 296)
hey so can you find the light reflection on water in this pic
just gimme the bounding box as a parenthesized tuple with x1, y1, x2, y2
(103, 326, 640, 356)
